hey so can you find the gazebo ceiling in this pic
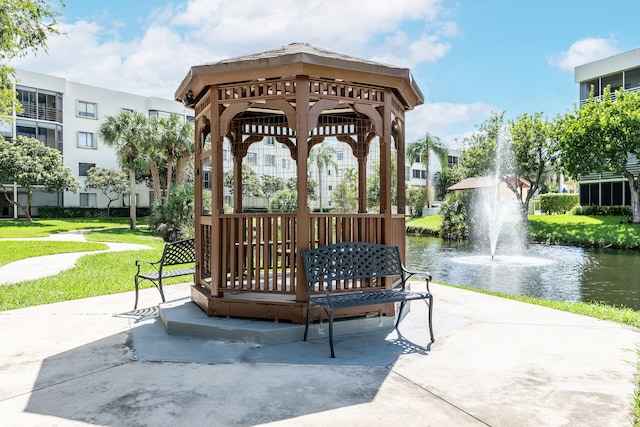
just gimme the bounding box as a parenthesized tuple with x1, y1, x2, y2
(176, 42, 424, 111)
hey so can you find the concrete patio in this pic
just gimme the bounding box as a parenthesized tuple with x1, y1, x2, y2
(1, 281, 638, 426)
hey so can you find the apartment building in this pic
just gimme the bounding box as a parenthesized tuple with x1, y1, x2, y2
(0, 69, 193, 218)
(574, 48, 640, 206)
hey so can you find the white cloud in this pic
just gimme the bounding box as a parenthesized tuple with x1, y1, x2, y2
(10, 0, 459, 100)
(405, 102, 495, 147)
(549, 38, 618, 71)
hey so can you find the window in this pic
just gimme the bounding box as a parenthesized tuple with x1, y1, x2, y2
(282, 159, 289, 169)
(412, 169, 426, 179)
(79, 193, 97, 207)
(328, 185, 332, 191)
(77, 101, 97, 118)
(336, 152, 344, 161)
(123, 193, 137, 207)
(265, 136, 275, 145)
(79, 163, 96, 176)
(265, 154, 275, 167)
(78, 132, 95, 148)
(447, 156, 459, 168)
(223, 149, 231, 161)
(246, 152, 257, 165)
(148, 110, 174, 119)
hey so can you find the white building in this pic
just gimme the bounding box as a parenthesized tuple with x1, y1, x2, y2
(0, 69, 193, 218)
(574, 48, 640, 206)
(406, 148, 460, 204)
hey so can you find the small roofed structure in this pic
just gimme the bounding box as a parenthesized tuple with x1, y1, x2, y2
(448, 176, 531, 201)
(176, 43, 423, 323)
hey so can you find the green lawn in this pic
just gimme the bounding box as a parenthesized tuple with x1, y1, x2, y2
(528, 214, 640, 248)
(0, 241, 108, 267)
(0, 218, 135, 238)
(0, 219, 168, 311)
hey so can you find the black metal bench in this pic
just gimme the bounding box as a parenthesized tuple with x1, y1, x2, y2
(134, 238, 195, 309)
(301, 242, 434, 358)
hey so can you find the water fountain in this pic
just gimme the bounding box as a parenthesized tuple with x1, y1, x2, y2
(453, 128, 552, 267)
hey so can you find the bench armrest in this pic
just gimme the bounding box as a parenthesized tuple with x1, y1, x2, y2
(135, 259, 161, 275)
(400, 265, 432, 292)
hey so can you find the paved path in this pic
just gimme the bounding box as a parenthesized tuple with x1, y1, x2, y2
(0, 229, 151, 285)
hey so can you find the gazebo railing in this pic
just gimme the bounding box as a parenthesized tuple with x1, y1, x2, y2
(198, 213, 402, 297)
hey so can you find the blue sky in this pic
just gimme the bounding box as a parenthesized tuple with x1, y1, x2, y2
(11, 0, 640, 147)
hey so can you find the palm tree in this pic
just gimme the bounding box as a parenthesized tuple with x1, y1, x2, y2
(139, 119, 164, 205)
(157, 114, 194, 205)
(407, 133, 448, 209)
(98, 111, 149, 230)
(309, 141, 338, 212)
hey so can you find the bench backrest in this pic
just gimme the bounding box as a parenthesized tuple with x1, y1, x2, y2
(301, 242, 402, 289)
(161, 238, 196, 267)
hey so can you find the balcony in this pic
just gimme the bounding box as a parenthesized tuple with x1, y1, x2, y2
(17, 102, 63, 123)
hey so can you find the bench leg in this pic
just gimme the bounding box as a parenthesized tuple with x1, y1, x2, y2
(395, 301, 408, 329)
(134, 275, 140, 310)
(427, 296, 435, 343)
(328, 309, 335, 358)
(157, 278, 166, 304)
(303, 303, 312, 341)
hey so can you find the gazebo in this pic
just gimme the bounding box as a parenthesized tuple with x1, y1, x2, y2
(175, 43, 423, 324)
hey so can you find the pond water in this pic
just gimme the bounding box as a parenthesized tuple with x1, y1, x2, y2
(405, 236, 640, 311)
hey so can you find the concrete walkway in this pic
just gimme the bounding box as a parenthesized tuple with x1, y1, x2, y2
(0, 233, 639, 426)
(0, 280, 638, 426)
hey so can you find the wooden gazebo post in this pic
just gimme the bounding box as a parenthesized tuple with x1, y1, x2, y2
(295, 74, 310, 304)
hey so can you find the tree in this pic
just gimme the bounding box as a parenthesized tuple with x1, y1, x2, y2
(506, 112, 556, 220)
(366, 154, 398, 211)
(0, 136, 79, 221)
(84, 167, 128, 217)
(406, 185, 425, 218)
(260, 175, 284, 212)
(460, 111, 504, 176)
(407, 133, 448, 208)
(149, 185, 194, 241)
(309, 141, 338, 212)
(223, 165, 263, 210)
(98, 110, 149, 230)
(138, 121, 164, 205)
(154, 114, 193, 205)
(554, 87, 640, 223)
(270, 189, 297, 212)
(286, 175, 317, 204)
(1, 0, 63, 117)
(460, 111, 555, 222)
(332, 167, 358, 213)
(435, 165, 467, 200)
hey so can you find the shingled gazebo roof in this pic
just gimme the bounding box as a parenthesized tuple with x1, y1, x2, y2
(176, 42, 424, 111)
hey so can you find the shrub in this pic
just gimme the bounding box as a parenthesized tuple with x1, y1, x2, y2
(39, 206, 151, 218)
(538, 194, 579, 214)
(571, 205, 632, 216)
(439, 192, 472, 240)
(149, 185, 194, 241)
(406, 186, 426, 217)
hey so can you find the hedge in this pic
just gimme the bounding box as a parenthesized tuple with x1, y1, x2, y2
(38, 206, 152, 218)
(538, 194, 579, 214)
(571, 205, 632, 216)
